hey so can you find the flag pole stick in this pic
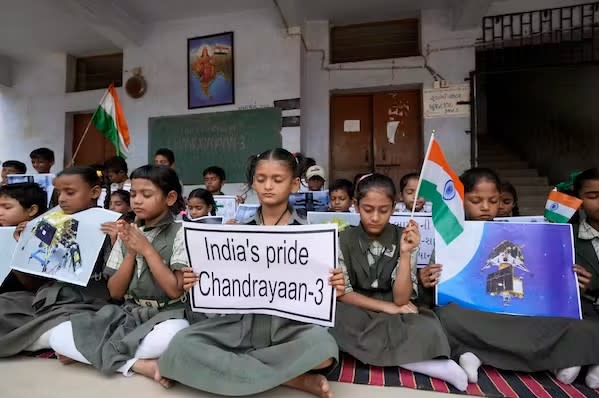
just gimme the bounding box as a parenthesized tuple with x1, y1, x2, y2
(410, 130, 436, 220)
(68, 88, 110, 167)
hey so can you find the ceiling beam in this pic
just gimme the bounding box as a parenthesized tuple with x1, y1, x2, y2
(0, 56, 12, 87)
(452, 0, 493, 30)
(59, 0, 145, 48)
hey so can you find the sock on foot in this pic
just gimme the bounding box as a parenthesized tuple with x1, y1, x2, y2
(554, 366, 581, 385)
(459, 352, 482, 384)
(585, 365, 599, 389)
(403, 359, 468, 391)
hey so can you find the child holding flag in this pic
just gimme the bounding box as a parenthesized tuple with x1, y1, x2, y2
(416, 165, 599, 388)
(330, 173, 468, 391)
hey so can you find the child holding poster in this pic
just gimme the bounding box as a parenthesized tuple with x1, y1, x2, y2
(0, 166, 113, 357)
(328, 178, 353, 213)
(158, 148, 344, 397)
(330, 174, 468, 391)
(425, 168, 599, 387)
(0, 183, 48, 293)
(49, 165, 190, 387)
(398, 172, 426, 212)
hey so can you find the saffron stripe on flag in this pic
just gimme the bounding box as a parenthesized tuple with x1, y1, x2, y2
(428, 138, 464, 200)
(548, 190, 583, 209)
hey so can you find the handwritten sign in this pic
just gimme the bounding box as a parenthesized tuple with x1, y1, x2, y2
(389, 212, 433, 267)
(423, 84, 470, 118)
(214, 195, 237, 223)
(185, 223, 338, 327)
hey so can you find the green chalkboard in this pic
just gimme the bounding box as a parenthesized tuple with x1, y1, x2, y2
(148, 108, 282, 184)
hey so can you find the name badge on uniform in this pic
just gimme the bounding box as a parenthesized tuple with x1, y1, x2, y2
(384, 244, 396, 258)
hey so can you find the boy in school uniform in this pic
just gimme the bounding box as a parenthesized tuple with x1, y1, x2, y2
(29, 148, 54, 174)
(154, 148, 176, 169)
(305, 165, 326, 191)
(104, 156, 131, 193)
(202, 166, 226, 196)
(1, 161, 27, 185)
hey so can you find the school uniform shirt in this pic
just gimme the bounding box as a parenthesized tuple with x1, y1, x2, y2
(109, 179, 131, 193)
(157, 205, 340, 396)
(69, 211, 189, 374)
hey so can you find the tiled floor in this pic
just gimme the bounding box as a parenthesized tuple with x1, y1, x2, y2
(1, 358, 463, 398)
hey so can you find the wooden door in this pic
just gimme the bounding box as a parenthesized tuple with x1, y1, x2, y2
(372, 90, 423, 187)
(330, 95, 373, 182)
(72, 113, 116, 166)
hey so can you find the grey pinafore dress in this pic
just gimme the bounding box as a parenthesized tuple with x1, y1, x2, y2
(0, 237, 112, 357)
(158, 208, 339, 396)
(70, 215, 188, 374)
(330, 224, 450, 366)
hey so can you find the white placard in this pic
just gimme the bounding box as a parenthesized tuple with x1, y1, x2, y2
(389, 212, 433, 267)
(185, 223, 338, 327)
(423, 84, 470, 118)
(7, 174, 55, 206)
(214, 195, 238, 223)
(0, 227, 17, 286)
(343, 120, 360, 132)
(11, 207, 120, 286)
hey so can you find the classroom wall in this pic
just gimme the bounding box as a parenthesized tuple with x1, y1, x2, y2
(301, 9, 478, 175)
(0, 7, 301, 179)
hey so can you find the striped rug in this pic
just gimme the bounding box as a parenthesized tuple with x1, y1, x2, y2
(327, 353, 599, 397)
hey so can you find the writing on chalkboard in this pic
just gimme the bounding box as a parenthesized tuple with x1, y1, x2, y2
(170, 133, 245, 151)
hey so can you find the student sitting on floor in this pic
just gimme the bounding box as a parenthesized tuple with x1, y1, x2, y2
(330, 173, 468, 391)
(158, 148, 345, 397)
(397, 172, 425, 213)
(183, 188, 216, 220)
(49, 165, 190, 387)
(1, 160, 27, 185)
(104, 156, 131, 193)
(497, 182, 520, 217)
(420, 168, 599, 388)
(29, 147, 55, 174)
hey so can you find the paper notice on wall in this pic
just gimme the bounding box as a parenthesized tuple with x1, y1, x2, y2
(386, 121, 399, 144)
(343, 120, 360, 132)
(423, 84, 470, 118)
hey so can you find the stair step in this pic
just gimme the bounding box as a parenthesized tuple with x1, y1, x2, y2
(513, 186, 552, 195)
(496, 169, 539, 178)
(502, 176, 549, 185)
(479, 161, 530, 169)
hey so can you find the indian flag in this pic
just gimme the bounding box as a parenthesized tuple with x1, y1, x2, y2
(92, 84, 131, 158)
(544, 190, 582, 223)
(416, 135, 465, 244)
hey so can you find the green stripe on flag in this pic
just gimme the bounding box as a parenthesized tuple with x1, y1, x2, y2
(544, 210, 571, 223)
(92, 107, 125, 158)
(420, 180, 463, 244)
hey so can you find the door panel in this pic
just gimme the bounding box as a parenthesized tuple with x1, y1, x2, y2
(330, 95, 373, 182)
(72, 113, 116, 166)
(372, 90, 423, 188)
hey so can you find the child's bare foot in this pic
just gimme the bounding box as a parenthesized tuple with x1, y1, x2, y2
(285, 373, 332, 398)
(56, 354, 76, 365)
(131, 359, 173, 388)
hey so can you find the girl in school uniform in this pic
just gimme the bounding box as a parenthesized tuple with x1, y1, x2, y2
(497, 182, 520, 217)
(158, 148, 345, 397)
(183, 188, 216, 220)
(0, 166, 112, 357)
(330, 174, 468, 391)
(49, 165, 190, 387)
(420, 168, 599, 387)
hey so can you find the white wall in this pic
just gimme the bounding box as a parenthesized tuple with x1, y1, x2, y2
(0, 7, 301, 182)
(301, 9, 478, 176)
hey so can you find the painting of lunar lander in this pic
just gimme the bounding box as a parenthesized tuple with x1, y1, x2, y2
(482, 240, 530, 306)
(28, 211, 82, 275)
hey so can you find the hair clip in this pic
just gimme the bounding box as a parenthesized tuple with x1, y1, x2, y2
(96, 170, 103, 178)
(358, 173, 373, 183)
